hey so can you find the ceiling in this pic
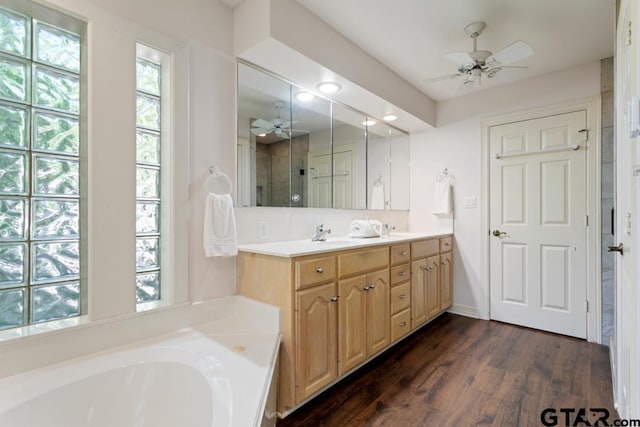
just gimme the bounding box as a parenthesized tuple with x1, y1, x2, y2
(222, 0, 615, 102)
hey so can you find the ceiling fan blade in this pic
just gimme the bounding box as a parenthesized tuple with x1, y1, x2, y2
(275, 129, 290, 138)
(421, 73, 462, 85)
(251, 118, 273, 129)
(487, 41, 534, 65)
(443, 51, 474, 66)
(250, 127, 272, 135)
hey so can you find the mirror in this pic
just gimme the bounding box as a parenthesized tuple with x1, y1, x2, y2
(367, 122, 410, 210)
(237, 61, 410, 210)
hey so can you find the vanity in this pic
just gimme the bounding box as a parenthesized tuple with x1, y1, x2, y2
(236, 233, 453, 417)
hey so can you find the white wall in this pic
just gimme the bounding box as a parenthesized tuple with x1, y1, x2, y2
(0, 0, 238, 376)
(410, 61, 601, 317)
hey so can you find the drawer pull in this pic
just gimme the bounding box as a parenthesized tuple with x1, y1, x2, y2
(316, 267, 324, 273)
(444, 242, 450, 246)
(398, 271, 407, 276)
(399, 321, 407, 327)
(400, 251, 408, 256)
(399, 294, 408, 299)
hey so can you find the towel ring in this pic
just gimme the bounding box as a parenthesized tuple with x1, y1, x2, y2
(206, 167, 232, 195)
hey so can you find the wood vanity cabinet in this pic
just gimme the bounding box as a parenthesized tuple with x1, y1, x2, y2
(295, 282, 338, 400)
(237, 234, 452, 417)
(338, 268, 390, 375)
(411, 237, 453, 330)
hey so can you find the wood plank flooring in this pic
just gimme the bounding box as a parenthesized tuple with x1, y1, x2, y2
(277, 314, 617, 427)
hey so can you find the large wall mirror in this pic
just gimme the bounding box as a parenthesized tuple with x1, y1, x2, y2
(237, 61, 410, 210)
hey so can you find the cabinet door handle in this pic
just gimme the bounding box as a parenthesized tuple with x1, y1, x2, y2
(399, 321, 407, 327)
(316, 267, 324, 273)
(369, 284, 376, 290)
(363, 286, 370, 291)
(441, 262, 446, 265)
(330, 296, 339, 302)
(399, 294, 407, 299)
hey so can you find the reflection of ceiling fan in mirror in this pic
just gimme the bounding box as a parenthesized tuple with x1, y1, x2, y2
(423, 21, 535, 87)
(250, 101, 302, 139)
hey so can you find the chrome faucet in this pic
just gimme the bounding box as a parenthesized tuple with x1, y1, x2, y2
(380, 223, 396, 237)
(312, 224, 331, 241)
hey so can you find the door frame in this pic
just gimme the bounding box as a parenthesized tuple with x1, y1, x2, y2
(480, 96, 601, 343)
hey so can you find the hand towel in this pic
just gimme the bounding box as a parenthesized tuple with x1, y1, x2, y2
(203, 193, 237, 257)
(370, 184, 385, 210)
(433, 178, 453, 215)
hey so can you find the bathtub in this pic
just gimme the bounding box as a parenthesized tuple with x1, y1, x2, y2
(0, 305, 280, 427)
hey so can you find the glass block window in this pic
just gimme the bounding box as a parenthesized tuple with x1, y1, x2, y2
(0, 6, 82, 330)
(135, 53, 162, 306)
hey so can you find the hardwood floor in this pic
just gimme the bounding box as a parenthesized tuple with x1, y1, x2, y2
(277, 314, 617, 427)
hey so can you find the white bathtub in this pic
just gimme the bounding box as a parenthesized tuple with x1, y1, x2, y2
(0, 311, 280, 427)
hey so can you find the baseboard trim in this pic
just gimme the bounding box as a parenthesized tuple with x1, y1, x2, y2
(447, 304, 481, 319)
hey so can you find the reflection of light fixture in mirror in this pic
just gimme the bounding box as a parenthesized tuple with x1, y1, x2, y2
(363, 119, 376, 126)
(317, 82, 341, 94)
(295, 91, 315, 102)
(258, 133, 266, 137)
(383, 114, 397, 122)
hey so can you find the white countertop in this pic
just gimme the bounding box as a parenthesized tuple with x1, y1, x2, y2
(237, 232, 451, 257)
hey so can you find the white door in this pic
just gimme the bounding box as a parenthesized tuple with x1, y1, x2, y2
(489, 111, 588, 338)
(614, 0, 640, 417)
(333, 150, 353, 209)
(309, 153, 332, 208)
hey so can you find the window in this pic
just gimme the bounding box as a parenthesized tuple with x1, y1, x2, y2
(0, 5, 84, 330)
(135, 44, 168, 309)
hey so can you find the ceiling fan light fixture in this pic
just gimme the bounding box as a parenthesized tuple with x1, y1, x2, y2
(383, 114, 398, 122)
(295, 91, 315, 102)
(317, 81, 342, 94)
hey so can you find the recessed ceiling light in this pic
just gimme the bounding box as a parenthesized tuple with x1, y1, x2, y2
(317, 82, 342, 94)
(363, 119, 376, 126)
(383, 114, 398, 122)
(295, 91, 315, 102)
(258, 133, 266, 137)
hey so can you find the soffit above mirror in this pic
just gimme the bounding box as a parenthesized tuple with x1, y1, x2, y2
(233, 0, 435, 132)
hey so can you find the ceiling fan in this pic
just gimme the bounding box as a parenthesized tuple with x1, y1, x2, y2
(250, 101, 295, 139)
(423, 21, 534, 86)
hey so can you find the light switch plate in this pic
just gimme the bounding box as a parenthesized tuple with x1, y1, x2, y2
(463, 197, 477, 209)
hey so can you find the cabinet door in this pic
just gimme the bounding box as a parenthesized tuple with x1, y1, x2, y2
(295, 282, 338, 402)
(411, 259, 427, 328)
(338, 276, 368, 376)
(425, 255, 440, 319)
(440, 251, 453, 311)
(366, 268, 390, 357)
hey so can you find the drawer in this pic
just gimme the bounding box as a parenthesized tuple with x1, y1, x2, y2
(390, 244, 410, 265)
(411, 239, 439, 259)
(440, 236, 453, 252)
(338, 247, 389, 277)
(390, 263, 410, 285)
(390, 282, 410, 314)
(391, 308, 411, 342)
(295, 256, 336, 290)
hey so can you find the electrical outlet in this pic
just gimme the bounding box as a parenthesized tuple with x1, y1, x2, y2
(259, 221, 268, 239)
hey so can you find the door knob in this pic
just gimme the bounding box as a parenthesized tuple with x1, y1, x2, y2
(607, 243, 624, 255)
(492, 230, 507, 237)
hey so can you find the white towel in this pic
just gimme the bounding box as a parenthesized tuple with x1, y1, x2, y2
(433, 178, 453, 215)
(370, 184, 385, 210)
(203, 193, 237, 257)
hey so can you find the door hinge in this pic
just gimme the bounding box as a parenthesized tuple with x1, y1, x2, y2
(579, 128, 589, 142)
(586, 299, 589, 312)
(585, 215, 589, 227)
(626, 21, 633, 46)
